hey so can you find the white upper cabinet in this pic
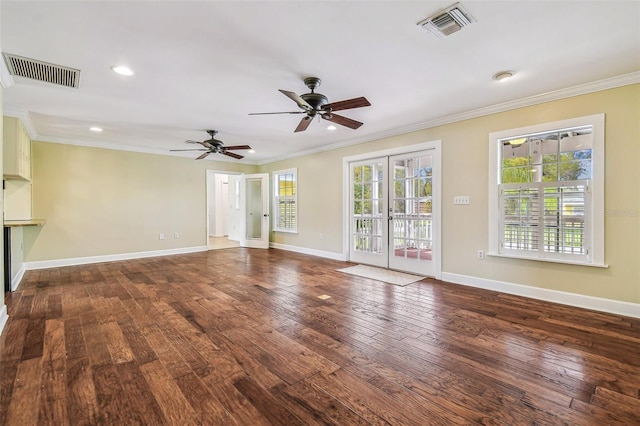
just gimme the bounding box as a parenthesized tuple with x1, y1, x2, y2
(3, 116, 32, 180)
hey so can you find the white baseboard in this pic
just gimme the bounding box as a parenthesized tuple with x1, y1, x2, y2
(24, 246, 208, 271)
(0, 305, 8, 336)
(269, 242, 347, 261)
(11, 265, 26, 291)
(442, 272, 640, 319)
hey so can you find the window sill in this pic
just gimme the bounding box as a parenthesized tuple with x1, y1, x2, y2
(487, 252, 608, 268)
(273, 229, 298, 234)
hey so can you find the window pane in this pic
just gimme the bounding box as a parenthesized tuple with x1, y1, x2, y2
(502, 167, 532, 183)
(363, 165, 372, 182)
(274, 169, 297, 232)
(543, 185, 586, 254)
(353, 166, 363, 183)
(502, 187, 540, 251)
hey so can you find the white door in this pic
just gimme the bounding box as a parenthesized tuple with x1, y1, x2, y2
(349, 158, 388, 267)
(388, 151, 437, 277)
(227, 175, 241, 241)
(348, 149, 440, 278)
(240, 173, 270, 249)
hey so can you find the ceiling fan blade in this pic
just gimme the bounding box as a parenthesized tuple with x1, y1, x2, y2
(324, 97, 371, 112)
(248, 111, 306, 115)
(195, 152, 211, 160)
(279, 89, 312, 111)
(223, 151, 243, 160)
(294, 116, 313, 133)
(223, 145, 252, 150)
(170, 149, 209, 152)
(323, 113, 363, 129)
(185, 140, 213, 148)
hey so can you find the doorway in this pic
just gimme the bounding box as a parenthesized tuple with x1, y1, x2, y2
(344, 142, 441, 278)
(206, 171, 240, 250)
(206, 171, 270, 250)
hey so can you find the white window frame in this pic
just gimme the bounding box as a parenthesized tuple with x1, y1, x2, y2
(272, 168, 298, 233)
(488, 114, 606, 267)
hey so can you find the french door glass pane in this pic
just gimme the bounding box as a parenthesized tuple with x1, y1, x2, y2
(352, 161, 384, 254)
(392, 155, 432, 262)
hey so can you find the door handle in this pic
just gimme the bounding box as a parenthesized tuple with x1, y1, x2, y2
(263, 214, 269, 217)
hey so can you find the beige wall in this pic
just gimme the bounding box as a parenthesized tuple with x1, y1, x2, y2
(260, 84, 640, 304)
(24, 143, 256, 261)
(22, 84, 639, 305)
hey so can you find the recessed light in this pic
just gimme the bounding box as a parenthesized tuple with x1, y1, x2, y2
(493, 70, 515, 82)
(327, 125, 337, 131)
(89, 126, 103, 132)
(248, 149, 255, 154)
(111, 65, 134, 76)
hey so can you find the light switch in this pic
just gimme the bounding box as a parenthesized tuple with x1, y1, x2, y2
(453, 196, 470, 205)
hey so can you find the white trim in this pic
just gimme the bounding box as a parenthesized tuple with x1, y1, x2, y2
(269, 242, 347, 261)
(342, 140, 442, 279)
(487, 252, 608, 268)
(0, 305, 8, 336)
(256, 71, 640, 165)
(0, 53, 15, 89)
(11, 265, 26, 291)
(272, 168, 298, 233)
(5, 73, 637, 167)
(488, 113, 605, 266)
(24, 246, 207, 270)
(442, 272, 640, 319)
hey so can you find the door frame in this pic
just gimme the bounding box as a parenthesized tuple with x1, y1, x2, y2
(239, 173, 270, 249)
(205, 169, 242, 250)
(342, 140, 442, 279)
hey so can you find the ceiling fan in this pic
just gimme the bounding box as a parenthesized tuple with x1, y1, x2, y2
(249, 77, 371, 132)
(170, 130, 252, 160)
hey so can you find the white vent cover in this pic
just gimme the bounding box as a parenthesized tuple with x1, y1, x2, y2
(2, 53, 80, 88)
(417, 3, 476, 38)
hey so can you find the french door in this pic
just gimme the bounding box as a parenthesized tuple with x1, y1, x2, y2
(239, 173, 270, 249)
(349, 149, 439, 277)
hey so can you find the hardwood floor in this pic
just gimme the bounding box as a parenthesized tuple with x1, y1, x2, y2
(1, 248, 639, 425)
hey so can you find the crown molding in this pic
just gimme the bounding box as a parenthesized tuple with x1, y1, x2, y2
(3, 107, 36, 138)
(35, 136, 258, 165)
(0, 52, 15, 89)
(258, 71, 640, 165)
(6, 71, 639, 167)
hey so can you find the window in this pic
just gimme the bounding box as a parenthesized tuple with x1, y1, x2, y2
(488, 114, 605, 266)
(273, 168, 297, 233)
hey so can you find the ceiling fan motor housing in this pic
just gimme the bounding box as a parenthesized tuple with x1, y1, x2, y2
(301, 93, 329, 111)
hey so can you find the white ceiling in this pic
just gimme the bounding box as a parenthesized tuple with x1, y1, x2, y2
(2, 1, 639, 164)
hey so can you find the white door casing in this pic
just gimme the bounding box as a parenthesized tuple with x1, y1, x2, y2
(240, 173, 270, 249)
(344, 141, 441, 279)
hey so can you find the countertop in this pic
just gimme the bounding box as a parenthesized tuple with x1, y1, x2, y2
(4, 219, 46, 227)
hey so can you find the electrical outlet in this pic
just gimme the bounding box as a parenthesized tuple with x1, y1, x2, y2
(477, 250, 484, 260)
(454, 196, 470, 205)
(159, 233, 165, 240)
(174, 232, 179, 239)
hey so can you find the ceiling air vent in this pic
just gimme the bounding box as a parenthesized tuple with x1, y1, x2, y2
(2, 53, 80, 88)
(417, 3, 476, 38)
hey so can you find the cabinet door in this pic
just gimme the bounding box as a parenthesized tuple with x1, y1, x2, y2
(2, 116, 31, 180)
(19, 124, 31, 180)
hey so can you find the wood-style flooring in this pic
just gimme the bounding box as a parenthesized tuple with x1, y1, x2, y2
(1, 248, 639, 425)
